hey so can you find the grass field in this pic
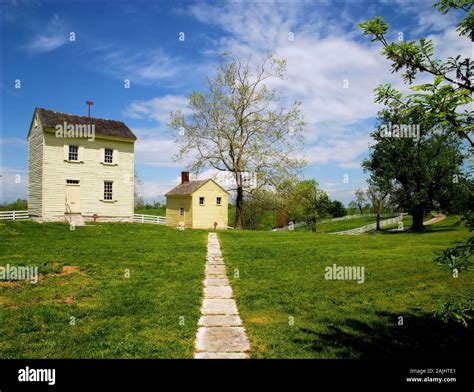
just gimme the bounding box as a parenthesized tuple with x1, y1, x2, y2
(0, 221, 206, 358)
(218, 216, 474, 358)
(1, 216, 472, 359)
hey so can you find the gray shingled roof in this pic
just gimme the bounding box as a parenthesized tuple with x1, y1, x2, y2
(165, 180, 210, 196)
(36, 107, 137, 140)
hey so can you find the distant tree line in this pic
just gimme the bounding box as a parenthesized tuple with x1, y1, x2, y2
(0, 199, 28, 211)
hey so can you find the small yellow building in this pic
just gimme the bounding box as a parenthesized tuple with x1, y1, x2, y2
(165, 172, 229, 229)
(27, 107, 136, 224)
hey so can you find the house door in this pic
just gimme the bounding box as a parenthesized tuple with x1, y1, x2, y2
(65, 180, 81, 213)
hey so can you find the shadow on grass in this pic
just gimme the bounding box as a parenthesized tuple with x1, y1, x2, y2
(294, 311, 473, 359)
(377, 227, 456, 235)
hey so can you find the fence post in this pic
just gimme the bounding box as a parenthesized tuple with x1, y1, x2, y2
(141, 215, 144, 223)
(12, 211, 16, 221)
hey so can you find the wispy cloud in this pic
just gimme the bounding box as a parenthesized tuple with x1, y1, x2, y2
(123, 95, 191, 123)
(23, 14, 69, 54)
(86, 45, 208, 87)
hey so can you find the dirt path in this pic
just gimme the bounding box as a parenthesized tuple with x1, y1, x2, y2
(423, 214, 447, 226)
(386, 213, 447, 232)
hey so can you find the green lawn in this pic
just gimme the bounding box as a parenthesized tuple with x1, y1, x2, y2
(218, 216, 474, 358)
(1, 216, 472, 359)
(0, 221, 206, 358)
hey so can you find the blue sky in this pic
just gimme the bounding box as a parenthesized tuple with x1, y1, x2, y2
(1, 0, 470, 204)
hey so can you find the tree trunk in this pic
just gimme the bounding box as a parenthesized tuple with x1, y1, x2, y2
(235, 185, 244, 229)
(411, 210, 425, 231)
(358, 205, 363, 215)
(376, 213, 381, 231)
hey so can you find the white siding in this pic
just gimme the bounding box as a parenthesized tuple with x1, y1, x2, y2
(42, 132, 134, 221)
(27, 115, 43, 217)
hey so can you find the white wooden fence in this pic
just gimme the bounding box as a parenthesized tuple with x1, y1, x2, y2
(0, 210, 29, 221)
(329, 214, 405, 235)
(319, 213, 394, 223)
(271, 213, 397, 231)
(133, 214, 166, 225)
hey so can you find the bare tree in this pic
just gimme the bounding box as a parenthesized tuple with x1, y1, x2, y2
(170, 54, 306, 229)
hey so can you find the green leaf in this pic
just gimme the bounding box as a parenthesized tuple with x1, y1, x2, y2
(434, 75, 444, 85)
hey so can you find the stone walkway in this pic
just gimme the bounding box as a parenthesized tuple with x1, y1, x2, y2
(194, 232, 250, 359)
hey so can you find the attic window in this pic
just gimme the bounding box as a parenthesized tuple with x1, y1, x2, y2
(216, 197, 222, 205)
(199, 197, 205, 205)
(69, 145, 78, 161)
(104, 148, 113, 163)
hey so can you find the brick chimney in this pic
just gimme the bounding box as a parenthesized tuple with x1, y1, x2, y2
(181, 171, 189, 184)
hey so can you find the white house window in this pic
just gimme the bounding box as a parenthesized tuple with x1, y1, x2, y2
(199, 197, 205, 205)
(216, 197, 222, 205)
(104, 148, 113, 163)
(179, 208, 184, 216)
(69, 145, 78, 161)
(66, 180, 80, 185)
(104, 181, 113, 200)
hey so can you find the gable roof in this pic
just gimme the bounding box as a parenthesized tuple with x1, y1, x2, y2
(165, 179, 229, 196)
(32, 107, 137, 141)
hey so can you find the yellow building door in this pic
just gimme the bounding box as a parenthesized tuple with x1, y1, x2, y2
(65, 180, 81, 213)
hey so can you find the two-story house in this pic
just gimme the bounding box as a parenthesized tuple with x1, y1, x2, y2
(27, 107, 137, 224)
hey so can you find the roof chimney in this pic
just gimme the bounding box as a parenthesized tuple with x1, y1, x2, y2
(181, 171, 189, 184)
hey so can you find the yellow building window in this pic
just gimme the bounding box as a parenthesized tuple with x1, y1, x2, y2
(199, 197, 205, 205)
(68, 145, 79, 161)
(216, 197, 222, 205)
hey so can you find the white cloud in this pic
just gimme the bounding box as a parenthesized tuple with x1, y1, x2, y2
(135, 135, 180, 167)
(87, 43, 212, 87)
(304, 133, 372, 169)
(187, 2, 396, 169)
(123, 95, 191, 123)
(136, 179, 175, 200)
(186, 1, 468, 171)
(23, 14, 68, 54)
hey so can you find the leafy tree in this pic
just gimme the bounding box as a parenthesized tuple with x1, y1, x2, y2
(363, 106, 466, 231)
(360, 0, 473, 325)
(287, 180, 331, 232)
(328, 200, 347, 218)
(358, 2, 473, 147)
(0, 198, 28, 211)
(170, 54, 306, 229)
(241, 189, 277, 230)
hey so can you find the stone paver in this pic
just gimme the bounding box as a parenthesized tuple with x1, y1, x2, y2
(194, 232, 250, 359)
(194, 352, 249, 359)
(195, 327, 250, 352)
(203, 285, 233, 298)
(198, 315, 242, 327)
